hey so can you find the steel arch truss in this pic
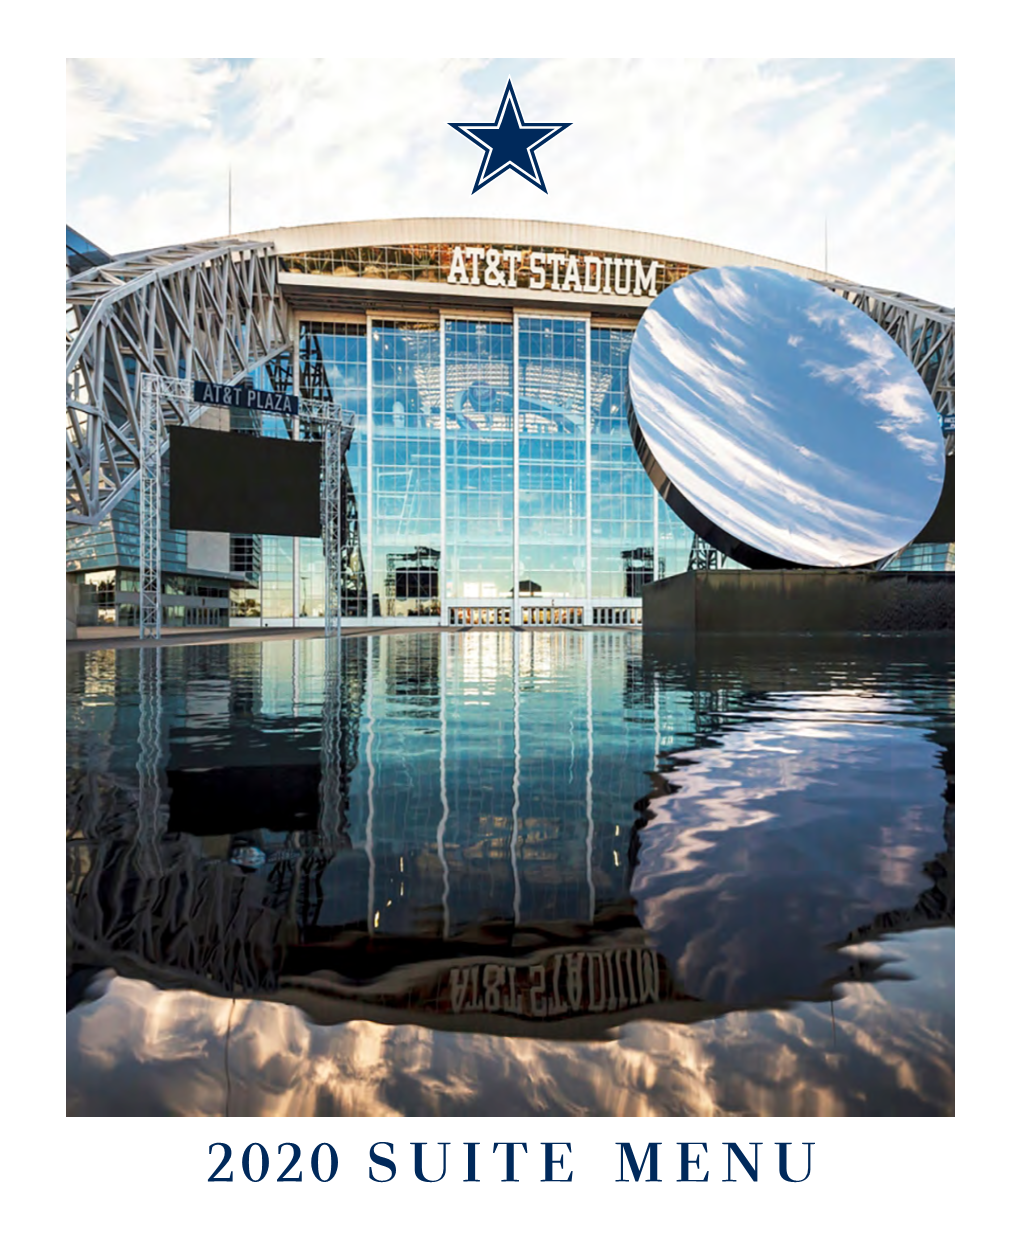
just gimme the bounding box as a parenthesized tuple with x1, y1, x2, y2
(66, 239, 290, 526)
(820, 281, 955, 437)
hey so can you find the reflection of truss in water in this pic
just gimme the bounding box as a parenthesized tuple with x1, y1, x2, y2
(68, 637, 369, 997)
(136, 648, 165, 874)
(318, 636, 349, 848)
(67, 835, 297, 994)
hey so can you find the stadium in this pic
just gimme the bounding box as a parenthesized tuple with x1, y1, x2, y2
(65, 217, 955, 631)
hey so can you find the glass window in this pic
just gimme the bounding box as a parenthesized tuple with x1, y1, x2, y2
(371, 322, 441, 617)
(590, 328, 656, 598)
(518, 317, 587, 597)
(445, 320, 514, 601)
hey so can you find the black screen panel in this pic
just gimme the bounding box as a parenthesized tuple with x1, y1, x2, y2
(167, 765, 321, 836)
(169, 425, 322, 537)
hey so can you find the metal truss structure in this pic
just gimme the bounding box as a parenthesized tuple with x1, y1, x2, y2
(137, 374, 352, 639)
(819, 280, 955, 436)
(687, 533, 721, 572)
(67, 238, 290, 527)
(299, 330, 369, 615)
(138, 374, 163, 638)
(321, 421, 346, 637)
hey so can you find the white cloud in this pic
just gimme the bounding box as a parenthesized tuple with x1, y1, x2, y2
(66, 58, 234, 166)
(67, 58, 954, 304)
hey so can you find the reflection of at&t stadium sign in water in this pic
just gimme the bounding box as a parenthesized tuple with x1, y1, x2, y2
(446, 245, 659, 297)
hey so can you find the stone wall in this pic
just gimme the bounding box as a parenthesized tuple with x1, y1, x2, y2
(643, 569, 955, 634)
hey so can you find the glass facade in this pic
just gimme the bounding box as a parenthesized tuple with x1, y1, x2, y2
(248, 313, 703, 626)
(300, 323, 369, 616)
(886, 541, 956, 573)
(66, 225, 111, 276)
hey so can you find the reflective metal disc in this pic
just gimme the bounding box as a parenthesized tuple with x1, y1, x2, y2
(627, 267, 946, 568)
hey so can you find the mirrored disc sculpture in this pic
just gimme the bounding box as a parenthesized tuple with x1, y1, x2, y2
(627, 267, 946, 569)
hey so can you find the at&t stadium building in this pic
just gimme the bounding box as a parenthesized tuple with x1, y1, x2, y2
(65, 218, 955, 630)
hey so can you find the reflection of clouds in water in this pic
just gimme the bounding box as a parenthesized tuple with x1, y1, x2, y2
(630, 267, 944, 564)
(66, 949, 952, 1116)
(872, 807, 929, 888)
(632, 690, 949, 1007)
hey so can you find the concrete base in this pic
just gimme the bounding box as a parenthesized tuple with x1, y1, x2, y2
(642, 569, 954, 634)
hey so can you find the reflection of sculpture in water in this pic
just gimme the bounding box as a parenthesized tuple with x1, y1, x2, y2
(840, 743, 954, 947)
(631, 641, 955, 1010)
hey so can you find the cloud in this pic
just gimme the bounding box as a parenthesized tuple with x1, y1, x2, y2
(66, 59, 234, 167)
(66, 59, 954, 305)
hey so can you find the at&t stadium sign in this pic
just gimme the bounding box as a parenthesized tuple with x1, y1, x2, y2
(446, 245, 660, 297)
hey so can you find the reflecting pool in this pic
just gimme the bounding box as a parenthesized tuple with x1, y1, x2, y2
(66, 630, 953, 1116)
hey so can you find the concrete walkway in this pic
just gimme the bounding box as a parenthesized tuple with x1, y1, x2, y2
(68, 624, 418, 653)
(67, 623, 637, 654)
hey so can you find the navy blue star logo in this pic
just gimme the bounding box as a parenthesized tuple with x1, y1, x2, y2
(450, 79, 571, 194)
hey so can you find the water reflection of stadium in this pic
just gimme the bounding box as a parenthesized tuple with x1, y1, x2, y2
(66, 633, 953, 1038)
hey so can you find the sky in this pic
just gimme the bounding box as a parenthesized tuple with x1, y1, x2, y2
(65, 58, 955, 306)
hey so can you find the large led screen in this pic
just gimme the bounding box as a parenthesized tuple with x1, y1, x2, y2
(168, 425, 322, 537)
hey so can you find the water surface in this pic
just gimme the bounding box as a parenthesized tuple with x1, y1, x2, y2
(66, 630, 954, 1115)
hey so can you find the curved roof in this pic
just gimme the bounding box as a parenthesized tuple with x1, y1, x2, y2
(237, 215, 838, 282)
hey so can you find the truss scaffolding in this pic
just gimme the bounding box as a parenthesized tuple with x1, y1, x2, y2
(67, 238, 290, 526)
(136, 375, 353, 639)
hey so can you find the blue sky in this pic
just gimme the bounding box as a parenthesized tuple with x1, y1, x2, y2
(66, 58, 955, 305)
